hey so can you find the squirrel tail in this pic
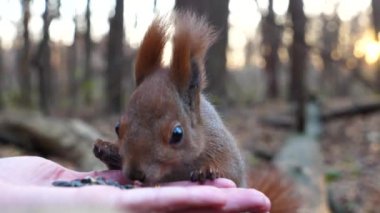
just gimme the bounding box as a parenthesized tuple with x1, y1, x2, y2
(249, 166, 300, 213)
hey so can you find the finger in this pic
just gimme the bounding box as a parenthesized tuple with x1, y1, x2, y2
(0, 181, 122, 207)
(221, 188, 271, 213)
(0, 156, 68, 186)
(175, 188, 272, 213)
(162, 178, 236, 188)
(1, 181, 269, 213)
(118, 186, 227, 212)
(1, 184, 227, 212)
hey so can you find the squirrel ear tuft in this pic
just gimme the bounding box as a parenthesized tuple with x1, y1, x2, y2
(170, 11, 216, 90)
(170, 11, 216, 110)
(170, 26, 191, 92)
(135, 18, 167, 86)
(170, 23, 201, 110)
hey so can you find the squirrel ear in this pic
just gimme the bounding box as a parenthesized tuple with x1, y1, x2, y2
(187, 60, 202, 110)
(135, 18, 167, 86)
(170, 19, 199, 109)
(171, 57, 201, 111)
(170, 11, 214, 111)
(170, 30, 191, 92)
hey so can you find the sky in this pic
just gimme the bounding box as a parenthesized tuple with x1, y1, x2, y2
(0, 0, 376, 68)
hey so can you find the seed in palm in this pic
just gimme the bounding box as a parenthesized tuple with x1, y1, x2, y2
(52, 176, 134, 189)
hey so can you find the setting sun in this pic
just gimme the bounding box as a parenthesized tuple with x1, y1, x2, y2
(354, 30, 380, 65)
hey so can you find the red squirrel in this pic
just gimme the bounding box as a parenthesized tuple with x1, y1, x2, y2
(94, 11, 246, 187)
(93, 11, 300, 212)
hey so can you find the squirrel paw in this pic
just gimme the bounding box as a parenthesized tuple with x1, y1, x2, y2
(190, 168, 220, 183)
(93, 139, 122, 170)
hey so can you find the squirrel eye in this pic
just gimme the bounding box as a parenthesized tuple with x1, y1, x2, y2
(115, 122, 120, 136)
(169, 125, 183, 144)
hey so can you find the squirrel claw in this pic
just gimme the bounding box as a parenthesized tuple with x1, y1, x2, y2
(190, 168, 220, 183)
(206, 168, 220, 180)
(190, 170, 205, 183)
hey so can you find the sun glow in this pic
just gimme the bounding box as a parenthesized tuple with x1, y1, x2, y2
(354, 30, 380, 65)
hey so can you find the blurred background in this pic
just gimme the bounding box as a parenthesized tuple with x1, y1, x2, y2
(0, 0, 379, 212)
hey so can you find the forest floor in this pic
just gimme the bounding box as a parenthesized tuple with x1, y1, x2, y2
(223, 100, 380, 213)
(0, 98, 379, 212)
(320, 109, 380, 212)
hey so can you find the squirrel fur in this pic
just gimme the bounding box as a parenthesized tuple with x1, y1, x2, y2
(93, 11, 299, 212)
(95, 11, 245, 187)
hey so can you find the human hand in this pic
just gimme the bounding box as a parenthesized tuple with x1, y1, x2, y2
(0, 156, 270, 212)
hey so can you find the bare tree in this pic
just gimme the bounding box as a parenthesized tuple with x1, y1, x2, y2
(175, 0, 229, 101)
(106, 0, 125, 113)
(244, 39, 254, 67)
(67, 16, 79, 110)
(0, 38, 3, 109)
(83, 0, 93, 104)
(372, 0, 380, 37)
(320, 14, 341, 94)
(32, 0, 60, 114)
(153, 0, 158, 13)
(372, 0, 380, 91)
(19, 0, 32, 106)
(261, 0, 282, 98)
(288, 0, 308, 132)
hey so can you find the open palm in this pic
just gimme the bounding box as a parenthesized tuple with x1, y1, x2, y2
(0, 156, 270, 212)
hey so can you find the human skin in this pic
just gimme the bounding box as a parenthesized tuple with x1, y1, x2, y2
(0, 156, 270, 212)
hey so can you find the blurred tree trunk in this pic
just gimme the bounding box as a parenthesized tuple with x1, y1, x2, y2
(32, 0, 59, 115)
(372, 0, 380, 92)
(19, 0, 32, 107)
(153, 0, 158, 13)
(372, 0, 380, 37)
(83, 0, 93, 104)
(320, 15, 341, 95)
(175, 0, 229, 101)
(0, 39, 3, 109)
(106, 0, 124, 113)
(244, 39, 254, 67)
(262, 0, 282, 98)
(68, 16, 79, 110)
(288, 0, 308, 132)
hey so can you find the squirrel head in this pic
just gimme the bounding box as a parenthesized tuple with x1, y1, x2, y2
(117, 11, 216, 184)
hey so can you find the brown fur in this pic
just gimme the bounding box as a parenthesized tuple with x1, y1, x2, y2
(134, 18, 167, 86)
(171, 11, 217, 90)
(93, 11, 301, 211)
(249, 166, 300, 213)
(115, 11, 246, 186)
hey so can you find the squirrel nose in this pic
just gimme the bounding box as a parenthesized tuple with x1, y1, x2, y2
(129, 169, 146, 182)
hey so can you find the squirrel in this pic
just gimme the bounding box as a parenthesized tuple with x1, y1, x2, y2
(93, 11, 300, 212)
(94, 11, 246, 187)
